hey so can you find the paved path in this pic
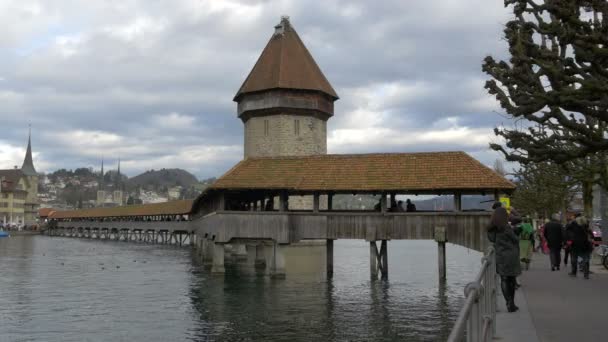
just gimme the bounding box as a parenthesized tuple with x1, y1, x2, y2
(495, 251, 608, 341)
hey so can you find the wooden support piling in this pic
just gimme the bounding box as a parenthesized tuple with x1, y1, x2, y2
(435, 226, 447, 282)
(370, 241, 379, 279)
(326, 239, 334, 278)
(380, 240, 388, 279)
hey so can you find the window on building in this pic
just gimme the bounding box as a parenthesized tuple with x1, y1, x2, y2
(264, 120, 269, 136)
(294, 119, 300, 136)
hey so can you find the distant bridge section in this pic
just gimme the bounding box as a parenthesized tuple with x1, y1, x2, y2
(48, 200, 194, 245)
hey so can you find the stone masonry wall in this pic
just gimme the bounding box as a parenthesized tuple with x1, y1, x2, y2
(244, 114, 327, 158)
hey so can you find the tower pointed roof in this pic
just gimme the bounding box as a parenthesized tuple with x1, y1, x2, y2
(234, 16, 338, 101)
(21, 128, 37, 176)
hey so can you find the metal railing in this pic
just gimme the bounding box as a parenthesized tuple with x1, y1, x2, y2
(447, 246, 496, 342)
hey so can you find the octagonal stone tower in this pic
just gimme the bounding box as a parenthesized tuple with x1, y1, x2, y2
(235, 16, 339, 158)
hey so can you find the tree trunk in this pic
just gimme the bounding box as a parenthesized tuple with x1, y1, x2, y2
(583, 180, 594, 218)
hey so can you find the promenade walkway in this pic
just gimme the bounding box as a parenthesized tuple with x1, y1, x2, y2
(496, 252, 608, 342)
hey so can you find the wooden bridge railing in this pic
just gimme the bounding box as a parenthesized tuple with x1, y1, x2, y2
(194, 211, 491, 252)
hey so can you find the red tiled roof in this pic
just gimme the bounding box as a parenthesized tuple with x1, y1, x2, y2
(49, 200, 194, 219)
(38, 208, 56, 218)
(234, 17, 338, 101)
(210, 152, 516, 193)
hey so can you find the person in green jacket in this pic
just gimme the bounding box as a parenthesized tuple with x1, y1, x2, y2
(519, 218, 535, 270)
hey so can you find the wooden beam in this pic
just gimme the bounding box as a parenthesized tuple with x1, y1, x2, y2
(380, 193, 387, 213)
(313, 192, 320, 213)
(279, 192, 288, 212)
(218, 193, 226, 211)
(453, 193, 462, 212)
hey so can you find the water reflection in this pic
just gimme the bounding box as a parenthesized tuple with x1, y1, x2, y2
(186, 240, 481, 341)
(0, 236, 481, 342)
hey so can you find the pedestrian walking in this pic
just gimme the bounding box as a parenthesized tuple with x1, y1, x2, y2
(519, 218, 534, 270)
(568, 215, 594, 279)
(543, 214, 564, 271)
(563, 213, 577, 266)
(487, 202, 521, 312)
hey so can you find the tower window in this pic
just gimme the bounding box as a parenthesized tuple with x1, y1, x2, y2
(294, 119, 300, 136)
(264, 120, 269, 136)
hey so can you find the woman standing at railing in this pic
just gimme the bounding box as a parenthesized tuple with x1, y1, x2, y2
(488, 202, 522, 313)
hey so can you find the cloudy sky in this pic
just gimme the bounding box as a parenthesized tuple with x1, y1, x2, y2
(0, 0, 513, 179)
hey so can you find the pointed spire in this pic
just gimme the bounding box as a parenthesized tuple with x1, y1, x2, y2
(234, 16, 338, 101)
(21, 125, 37, 176)
(116, 158, 123, 191)
(99, 157, 105, 190)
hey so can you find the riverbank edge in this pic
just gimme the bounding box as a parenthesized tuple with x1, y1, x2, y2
(0, 231, 41, 236)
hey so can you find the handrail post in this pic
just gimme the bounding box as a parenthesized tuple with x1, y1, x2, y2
(491, 249, 497, 337)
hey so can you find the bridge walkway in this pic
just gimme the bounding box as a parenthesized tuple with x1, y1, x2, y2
(495, 251, 608, 342)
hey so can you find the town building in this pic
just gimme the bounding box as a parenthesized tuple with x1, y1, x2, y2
(0, 132, 39, 227)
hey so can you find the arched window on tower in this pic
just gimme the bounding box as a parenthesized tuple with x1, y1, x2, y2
(264, 120, 269, 136)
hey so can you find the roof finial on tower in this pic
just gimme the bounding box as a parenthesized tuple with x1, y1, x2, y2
(274, 15, 290, 36)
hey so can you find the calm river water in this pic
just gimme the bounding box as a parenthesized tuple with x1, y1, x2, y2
(0, 236, 481, 341)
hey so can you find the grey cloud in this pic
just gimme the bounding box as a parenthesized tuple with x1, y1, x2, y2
(0, 0, 514, 178)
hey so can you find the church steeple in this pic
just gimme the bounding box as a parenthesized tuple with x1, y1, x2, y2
(116, 158, 123, 191)
(21, 127, 37, 177)
(99, 158, 105, 190)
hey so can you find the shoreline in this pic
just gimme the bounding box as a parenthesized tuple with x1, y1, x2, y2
(0, 231, 41, 237)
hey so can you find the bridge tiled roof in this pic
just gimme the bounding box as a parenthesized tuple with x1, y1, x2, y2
(49, 200, 194, 219)
(234, 17, 338, 101)
(38, 208, 56, 218)
(210, 152, 516, 193)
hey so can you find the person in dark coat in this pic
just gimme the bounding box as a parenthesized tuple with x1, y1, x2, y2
(405, 199, 416, 212)
(543, 214, 564, 271)
(487, 202, 521, 312)
(568, 216, 594, 279)
(563, 213, 577, 266)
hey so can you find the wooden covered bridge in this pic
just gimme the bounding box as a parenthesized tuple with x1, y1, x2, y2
(48, 151, 514, 280)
